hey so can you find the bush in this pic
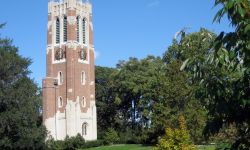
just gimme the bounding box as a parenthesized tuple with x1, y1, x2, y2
(155, 116, 196, 150)
(82, 140, 104, 148)
(118, 129, 141, 144)
(64, 134, 85, 150)
(46, 134, 85, 150)
(103, 128, 119, 145)
(46, 138, 65, 150)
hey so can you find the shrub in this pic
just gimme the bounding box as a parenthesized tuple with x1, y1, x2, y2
(46, 134, 85, 150)
(64, 134, 85, 150)
(46, 138, 65, 150)
(155, 116, 196, 150)
(82, 140, 104, 148)
(118, 129, 141, 144)
(103, 128, 119, 145)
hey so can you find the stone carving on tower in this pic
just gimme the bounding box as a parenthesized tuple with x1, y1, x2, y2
(43, 0, 97, 141)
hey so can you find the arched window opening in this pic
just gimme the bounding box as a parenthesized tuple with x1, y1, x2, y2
(59, 71, 63, 84)
(81, 96, 86, 107)
(58, 97, 63, 108)
(82, 123, 87, 136)
(56, 17, 60, 44)
(63, 16, 68, 42)
(81, 71, 86, 85)
(76, 16, 80, 42)
(82, 18, 86, 44)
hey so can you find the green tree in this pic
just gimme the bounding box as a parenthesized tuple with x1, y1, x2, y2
(103, 128, 119, 145)
(95, 66, 118, 138)
(159, 28, 216, 144)
(111, 56, 167, 142)
(182, 0, 250, 149)
(155, 116, 196, 150)
(0, 25, 46, 149)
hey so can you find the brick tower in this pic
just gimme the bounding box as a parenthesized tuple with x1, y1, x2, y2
(43, 0, 97, 141)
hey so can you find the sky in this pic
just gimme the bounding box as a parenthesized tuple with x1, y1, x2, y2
(0, 0, 232, 86)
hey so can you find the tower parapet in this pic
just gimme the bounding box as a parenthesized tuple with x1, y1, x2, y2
(48, 0, 90, 3)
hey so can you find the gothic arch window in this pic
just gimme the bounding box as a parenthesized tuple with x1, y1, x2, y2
(82, 18, 86, 44)
(82, 122, 88, 136)
(76, 16, 80, 42)
(56, 17, 60, 44)
(58, 71, 63, 84)
(63, 16, 68, 42)
(58, 97, 63, 108)
(81, 96, 86, 107)
(81, 71, 86, 85)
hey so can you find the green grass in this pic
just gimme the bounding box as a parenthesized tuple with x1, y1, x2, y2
(197, 145, 216, 150)
(81, 144, 216, 150)
(82, 144, 153, 150)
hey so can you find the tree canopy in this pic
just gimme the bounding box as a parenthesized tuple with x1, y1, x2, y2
(182, 0, 250, 149)
(95, 29, 216, 144)
(0, 25, 46, 150)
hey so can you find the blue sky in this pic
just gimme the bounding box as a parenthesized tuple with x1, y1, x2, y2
(0, 0, 232, 86)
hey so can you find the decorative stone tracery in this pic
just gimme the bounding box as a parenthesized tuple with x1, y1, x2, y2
(79, 49, 87, 60)
(55, 48, 66, 60)
(68, 16, 76, 25)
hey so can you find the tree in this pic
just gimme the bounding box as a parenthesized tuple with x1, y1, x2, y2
(155, 116, 196, 150)
(109, 49, 208, 144)
(111, 56, 167, 142)
(0, 25, 46, 149)
(182, 0, 250, 149)
(160, 28, 216, 144)
(95, 66, 118, 138)
(103, 128, 119, 145)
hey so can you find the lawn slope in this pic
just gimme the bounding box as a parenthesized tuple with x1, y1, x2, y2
(82, 144, 216, 150)
(82, 144, 153, 150)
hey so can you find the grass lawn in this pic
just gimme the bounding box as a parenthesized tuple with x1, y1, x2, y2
(197, 145, 216, 150)
(82, 144, 153, 150)
(81, 144, 216, 150)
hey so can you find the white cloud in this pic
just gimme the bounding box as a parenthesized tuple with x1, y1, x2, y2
(94, 50, 100, 59)
(147, 0, 160, 8)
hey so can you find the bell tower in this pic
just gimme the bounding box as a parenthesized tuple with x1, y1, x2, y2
(43, 0, 97, 141)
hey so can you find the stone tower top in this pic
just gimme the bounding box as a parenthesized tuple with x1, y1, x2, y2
(48, 0, 91, 3)
(48, 0, 92, 14)
(48, 0, 91, 6)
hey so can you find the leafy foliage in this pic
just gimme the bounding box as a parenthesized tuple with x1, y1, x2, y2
(46, 134, 104, 150)
(46, 134, 85, 150)
(181, 0, 250, 149)
(155, 116, 196, 150)
(95, 66, 118, 138)
(95, 29, 215, 144)
(103, 128, 119, 145)
(161, 28, 216, 144)
(64, 134, 85, 150)
(0, 25, 46, 150)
